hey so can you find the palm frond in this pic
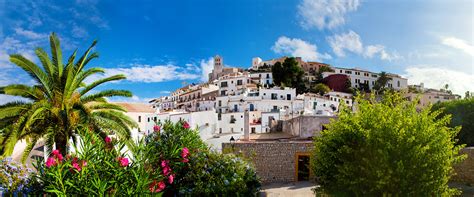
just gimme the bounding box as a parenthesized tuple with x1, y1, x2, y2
(81, 89, 132, 103)
(80, 74, 126, 96)
(49, 32, 63, 78)
(9, 54, 53, 97)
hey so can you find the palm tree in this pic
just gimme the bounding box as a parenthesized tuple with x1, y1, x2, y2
(0, 33, 138, 161)
(373, 71, 392, 93)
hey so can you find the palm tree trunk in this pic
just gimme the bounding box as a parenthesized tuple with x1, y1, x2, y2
(56, 137, 68, 156)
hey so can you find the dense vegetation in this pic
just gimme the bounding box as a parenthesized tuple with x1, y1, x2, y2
(271, 57, 306, 94)
(0, 33, 136, 158)
(18, 121, 260, 196)
(432, 97, 474, 146)
(312, 92, 465, 196)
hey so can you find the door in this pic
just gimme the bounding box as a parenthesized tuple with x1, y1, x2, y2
(296, 154, 310, 181)
(249, 104, 255, 111)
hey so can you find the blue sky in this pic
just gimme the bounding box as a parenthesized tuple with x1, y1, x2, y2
(0, 0, 472, 103)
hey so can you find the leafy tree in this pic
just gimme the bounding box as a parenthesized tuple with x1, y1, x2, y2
(314, 65, 334, 83)
(432, 98, 474, 146)
(0, 33, 137, 159)
(373, 71, 392, 92)
(312, 92, 465, 196)
(271, 57, 305, 94)
(318, 65, 334, 73)
(311, 83, 330, 96)
(465, 91, 471, 99)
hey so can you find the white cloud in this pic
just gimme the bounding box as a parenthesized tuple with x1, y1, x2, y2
(327, 30, 400, 61)
(271, 36, 331, 62)
(297, 0, 360, 30)
(403, 66, 474, 96)
(71, 25, 89, 38)
(159, 90, 171, 94)
(102, 64, 200, 83)
(442, 37, 474, 56)
(199, 57, 214, 82)
(0, 95, 31, 105)
(14, 27, 47, 40)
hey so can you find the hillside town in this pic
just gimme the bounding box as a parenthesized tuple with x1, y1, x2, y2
(119, 55, 461, 151)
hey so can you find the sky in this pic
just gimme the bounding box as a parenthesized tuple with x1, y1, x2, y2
(0, 0, 473, 103)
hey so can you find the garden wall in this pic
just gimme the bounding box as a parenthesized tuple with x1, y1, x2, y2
(223, 141, 313, 183)
(282, 116, 336, 138)
(452, 147, 474, 185)
(223, 142, 474, 185)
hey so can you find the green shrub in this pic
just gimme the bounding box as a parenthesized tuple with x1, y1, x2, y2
(145, 120, 261, 196)
(311, 93, 466, 196)
(432, 98, 474, 146)
(29, 131, 156, 196)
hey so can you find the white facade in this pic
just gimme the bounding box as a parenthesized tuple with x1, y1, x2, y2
(323, 67, 408, 91)
(249, 72, 273, 86)
(216, 73, 250, 96)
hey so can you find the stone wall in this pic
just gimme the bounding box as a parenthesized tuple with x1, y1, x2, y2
(223, 142, 474, 185)
(282, 116, 336, 138)
(452, 147, 474, 185)
(223, 141, 313, 183)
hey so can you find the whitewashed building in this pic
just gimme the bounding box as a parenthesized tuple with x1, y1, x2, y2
(323, 67, 408, 91)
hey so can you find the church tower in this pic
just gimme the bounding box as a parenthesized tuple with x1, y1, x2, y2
(209, 55, 223, 82)
(214, 55, 223, 74)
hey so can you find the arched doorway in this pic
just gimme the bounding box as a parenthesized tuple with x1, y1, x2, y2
(249, 104, 255, 111)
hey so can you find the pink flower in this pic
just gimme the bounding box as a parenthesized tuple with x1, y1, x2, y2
(105, 136, 112, 144)
(181, 147, 189, 158)
(157, 181, 166, 192)
(82, 160, 87, 167)
(161, 160, 169, 168)
(56, 153, 64, 161)
(51, 150, 60, 156)
(183, 121, 190, 129)
(182, 158, 189, 163)
(72, 162, 81, 171)
(153, 125, 161, 132)
(168, 174, 174, 184)
(162, 166, 171, 175)
(46, 157, 57, 168)
(149, 180, 166, 193)
(118, 157, 129, 167)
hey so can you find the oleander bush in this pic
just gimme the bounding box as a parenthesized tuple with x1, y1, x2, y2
(29, 131, 157, 196)
(26, 120, 260, 196)
(0, 157, 34, 195)
(311, 92, 466, 196)
(144, 120, 261, 196)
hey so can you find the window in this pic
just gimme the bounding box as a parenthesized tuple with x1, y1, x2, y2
(397, 81, 400, 87)
(237, 80, 243, 85)
(355, 71, 360, 75)
(231, 80, 234, 84)
(346, 100, 349, 104)
(345, 70, 352, 74)
(339, 70, 342, 73)
(266, 74, 270, 78)
(372, 74, 378, 78)
(138, 116, 141, 122)
(271, 93, 278, 100)
(372, 81, 375, 85)
(218, 100, 222, 106)
(147, 117, 150, 122)
(220, 90, 226, 96)
(154, 117, 157, 122)
(287, 94, 291, 100)
(221, 81, 228, 87)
